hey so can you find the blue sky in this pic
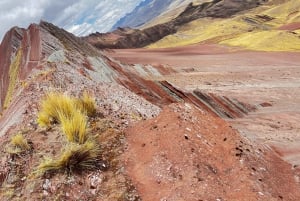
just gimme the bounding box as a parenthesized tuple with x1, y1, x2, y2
(0, 0, 143, 41)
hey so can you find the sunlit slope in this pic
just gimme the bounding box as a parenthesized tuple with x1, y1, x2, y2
(221, 30, 300, 51)
(149, 0, 300, 51)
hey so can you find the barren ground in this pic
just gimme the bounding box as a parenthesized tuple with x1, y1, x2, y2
(107, 44, 300, 165)
(106, 44, 300, 200)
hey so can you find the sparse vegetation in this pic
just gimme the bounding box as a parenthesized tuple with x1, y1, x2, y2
(37, 91, 96, 128)
(36, 140, 100, 175)
(77, 91, 97, 117)
(59, 109, 88, 144)
(7, 133, 31, 154)
(37, 92, 78, 127)
(4, 48, 22, 109)
(37, 111, 52, 128)
(35, 91, 101, 176)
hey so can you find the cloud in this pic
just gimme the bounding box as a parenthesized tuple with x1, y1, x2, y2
(64, 0, 143, 36)
(0, 0, 48, 41)
(0, 0, 142, 42)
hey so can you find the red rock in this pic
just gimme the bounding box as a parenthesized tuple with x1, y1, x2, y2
(0, 24, 40, 111)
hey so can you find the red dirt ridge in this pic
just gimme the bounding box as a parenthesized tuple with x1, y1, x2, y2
(124, 103, 300, 200)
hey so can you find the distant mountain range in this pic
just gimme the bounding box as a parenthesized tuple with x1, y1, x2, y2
(111, 0, 190, 30)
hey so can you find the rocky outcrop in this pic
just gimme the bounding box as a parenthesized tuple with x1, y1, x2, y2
(0, 24, 41, 112)
(0, 21, 114, 112)
(0, 21, 161, 200)
(86, 0, 268, 49)
(40, 21, 99, 56)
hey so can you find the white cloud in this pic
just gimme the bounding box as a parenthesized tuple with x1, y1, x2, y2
(63, 0, 143, 36)
(0, 0, 142, 42)
(0, 0, 49, 41)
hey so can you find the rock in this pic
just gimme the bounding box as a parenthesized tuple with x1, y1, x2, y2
(42, 179, 51, 190)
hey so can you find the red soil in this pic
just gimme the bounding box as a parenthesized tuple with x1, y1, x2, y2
(278, 22, 300, 31)
(124, 103, 300, 200)
(106, 44, 300, 68)
(108, 44, 300, 199)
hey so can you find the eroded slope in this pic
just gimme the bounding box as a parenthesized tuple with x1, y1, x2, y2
(125, 103, 300, 200)
(149, 0, 300, 51)
(0, 21, 160, 200)
(86, 0, 267, 49)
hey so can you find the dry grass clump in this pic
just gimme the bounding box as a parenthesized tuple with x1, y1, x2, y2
(36, 112, 51, 128)
(37, 92, 78, 128)
(37, 91, 96, 128)
(7, 133, 31, 154)
(59, 110, 88, 144)
(76, 91, 97, 117)
(36, 141, 100, 175)
(35, 91, 102, 176)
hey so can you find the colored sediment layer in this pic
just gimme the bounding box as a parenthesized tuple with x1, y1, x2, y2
(149, 0, 300, 51)
(3, 49, 22, 109)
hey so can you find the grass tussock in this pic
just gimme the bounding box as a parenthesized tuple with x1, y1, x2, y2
(37, 91, 96, 128)
(37, 92, 78, 127)
(7, 133, 31, 154)
(59, 110, 88, 144)
(77, 91, 97, 117)
(36, 141, 100, 175)
(35, 91, 102, 176)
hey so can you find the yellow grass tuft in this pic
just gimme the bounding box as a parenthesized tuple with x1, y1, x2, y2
(37, 112, 51, 128)
(59, 109, 88, 144)
(37, 92, 78, 127)
(36, 140, 100, 175)
(35, 91, 101, 176)
(37, 91, 97, 128)
(8, 133, 31, 154)
(77, 91, 97, 117)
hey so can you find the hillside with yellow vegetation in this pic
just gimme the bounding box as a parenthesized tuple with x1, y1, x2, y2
(149, 0, 300, 51)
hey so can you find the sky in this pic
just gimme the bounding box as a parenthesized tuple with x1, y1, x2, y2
(0, 0, 143, 42)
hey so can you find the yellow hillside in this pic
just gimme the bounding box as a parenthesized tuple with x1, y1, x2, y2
(221, 30, 300, 51)
(148, 0, 300, 51)
(262, 0, 300, 24)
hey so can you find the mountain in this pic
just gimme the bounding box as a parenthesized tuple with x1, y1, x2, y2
(0, 21, 162, 200)
(87, 0, 300, 51)
(111, 0, 166, 29)
(1, 0, 300, 200)
(139, 0, 196, 28)
(87, 0, 269, 49)
(149, 0, 300, 51)
(111, 0, 192, 30)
